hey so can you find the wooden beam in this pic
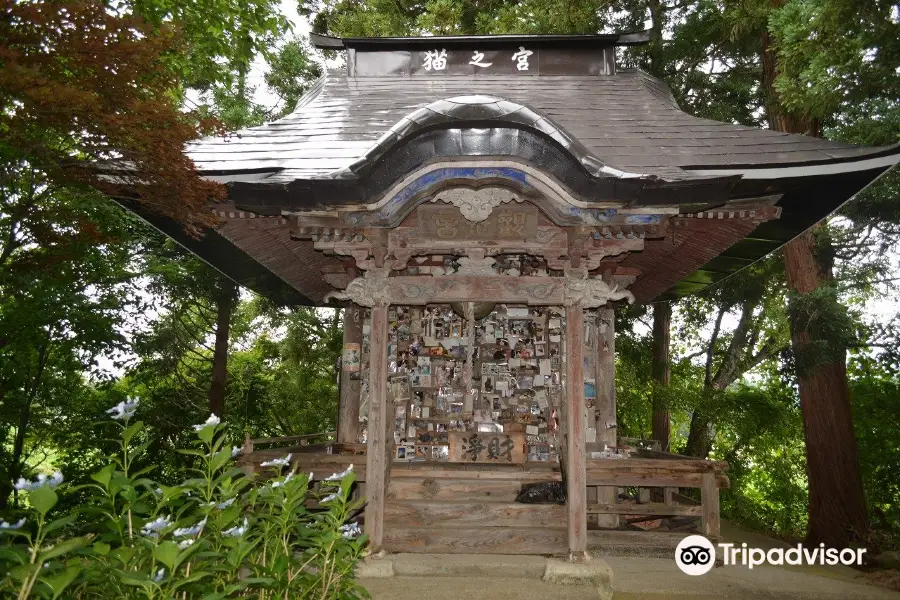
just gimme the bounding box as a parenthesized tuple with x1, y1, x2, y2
(364, 303, 390, 550)
(596, 306, 616, 446)
(587, 502, 702, 517)
(565, 304, 587, 556)
(338, 304, 363, 444)
(593, 308, 619, 528)
(384, 526, 568, 555)
(586, 473, 729, 488)
(385, 501, 567, 528)
(389, 469, 560, 481)
(701, 470, 721, 538)
(587, 458, 729, 472)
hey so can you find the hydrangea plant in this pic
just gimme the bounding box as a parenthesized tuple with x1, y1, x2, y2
(0, 400, 368, 599)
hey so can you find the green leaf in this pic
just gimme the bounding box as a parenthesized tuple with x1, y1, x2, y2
(122, 421, 143, 445)
(42, 537, 88, 561)
(152, 541, 180, 570)
(119, 572, 152, 587)
(0, 547, 28, 565)
(196, 425, 215, 445)
(211, 448, 232, 472)
(29, 486, 58, 516)
(170, 570, 212, 590)
(93, 542, 111, 556)
(44, 566, 80, 599)
(177, 449, 207, 457)
(43, 515, 77, 535)
(90, 464, 115, 488)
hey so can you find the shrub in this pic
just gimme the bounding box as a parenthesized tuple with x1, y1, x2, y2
(0, 400, 368, 599)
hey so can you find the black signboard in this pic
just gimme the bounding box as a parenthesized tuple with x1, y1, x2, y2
(351, 47, 615, 77)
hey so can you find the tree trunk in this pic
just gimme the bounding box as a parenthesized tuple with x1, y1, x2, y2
(783, 229, 868, 547)
(685, 409, 714, 459)
(651, 302, 671, 451)
(759, 21, 867, 545)
(208, 280, 237, 417)
(2, 341, 50, 509)
(647, 0, 664, 77)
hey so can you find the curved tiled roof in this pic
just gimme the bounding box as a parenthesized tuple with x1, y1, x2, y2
(186, 69, 898, 182)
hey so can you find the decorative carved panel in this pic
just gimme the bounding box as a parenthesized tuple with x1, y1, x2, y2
(326, 273, 635, 307)
(416, 204, 538, 241)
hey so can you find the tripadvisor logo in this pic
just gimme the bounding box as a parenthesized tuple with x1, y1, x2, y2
(675, 535, 867, 576)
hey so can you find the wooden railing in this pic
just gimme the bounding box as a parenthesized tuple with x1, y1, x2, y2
(585, 456, 729, 538)
(240, 431, 336, 454)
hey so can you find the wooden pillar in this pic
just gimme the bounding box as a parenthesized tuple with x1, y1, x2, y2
(595, 306, 619, 528)
(565, 304, 587, 558)
(596, 306, 616, 445)
(364, 303, 390, 550)
(701, 470, 721, 538)
(338, 304, 363, 444)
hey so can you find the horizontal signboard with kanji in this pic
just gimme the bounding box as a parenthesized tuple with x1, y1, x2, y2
(449, 431, 526, 463)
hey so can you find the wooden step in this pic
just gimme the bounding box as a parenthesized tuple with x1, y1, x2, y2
(384, 526, 567, 554)
(385, 500, 566, 528)
(388, 477, 526, 502)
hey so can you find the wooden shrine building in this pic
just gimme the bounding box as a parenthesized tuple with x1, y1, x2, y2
(145, 31, 900, 558)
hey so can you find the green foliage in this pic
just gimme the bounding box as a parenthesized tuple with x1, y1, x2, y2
(787, 285, 858, 377)
(848, 359, 900, 534)
(0, 404, 366, 599)
(265, 38, 324, 116)
(129, 0, 290, 93)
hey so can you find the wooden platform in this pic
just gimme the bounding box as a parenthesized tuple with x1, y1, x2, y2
(238, 448, 727, 555)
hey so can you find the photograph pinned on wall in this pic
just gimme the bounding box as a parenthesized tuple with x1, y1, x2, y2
(473, 409, 492, 423)
(517, 375, 534, 390)
(483, 377, 494, 393)
(390, 375, 410, 402)
(535, 342, 546, 357)
(410, 374, 432, 388)
(341, 343, 361, 373)
(416, 355, 432, 374)
(550, 356, 561, 370)
(584, 378, 597, 400)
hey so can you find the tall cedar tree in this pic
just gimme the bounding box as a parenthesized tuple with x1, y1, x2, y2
(756, 0, 888, 547)
(0, 0, 226, 233)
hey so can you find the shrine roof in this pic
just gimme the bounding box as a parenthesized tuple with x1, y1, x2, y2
(187, 69, 900, 187)
(166, 34, 900, 307)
